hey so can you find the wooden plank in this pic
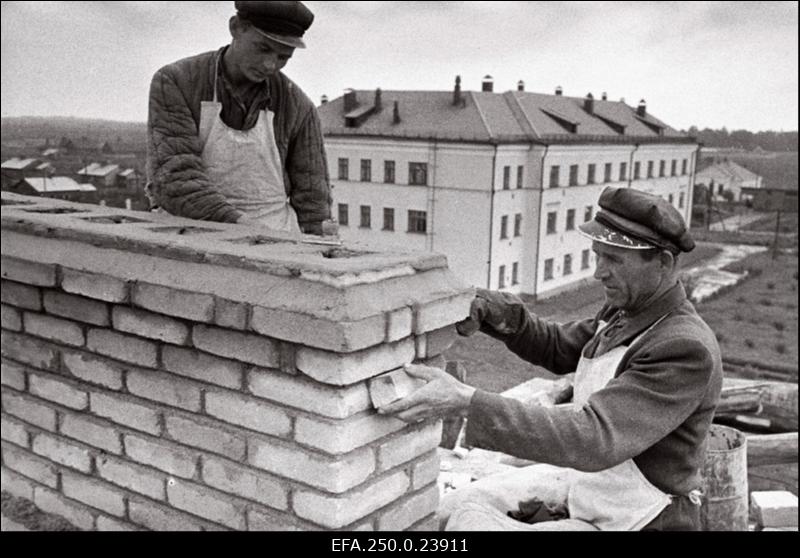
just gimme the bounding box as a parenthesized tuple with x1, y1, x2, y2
(747, 432, 798, 467)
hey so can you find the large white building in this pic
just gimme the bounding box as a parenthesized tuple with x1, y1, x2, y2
(318, 78, 699, 297)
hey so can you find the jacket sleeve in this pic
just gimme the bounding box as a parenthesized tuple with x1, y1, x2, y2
(465, 335, 715, 471)
(146, 66, 242, 223)
(286, 108, 332, 233)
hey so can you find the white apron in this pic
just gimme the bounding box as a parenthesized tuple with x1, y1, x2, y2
(199, 61, 300, 233)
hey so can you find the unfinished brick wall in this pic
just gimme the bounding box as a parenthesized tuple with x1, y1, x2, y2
(0, 192, 472, 531)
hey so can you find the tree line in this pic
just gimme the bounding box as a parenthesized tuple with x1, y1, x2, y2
(685, 127, 798, 152)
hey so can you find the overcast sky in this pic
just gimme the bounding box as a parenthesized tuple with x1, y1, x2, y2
(1, 1, 797, 132)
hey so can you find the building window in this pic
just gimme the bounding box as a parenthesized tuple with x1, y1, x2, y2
(619, 162, 627, 182)
(408, 210, 427, 233)
(384, 160, 395, 183)
(569, 164, 579, 186)
(671, 159, 677, 176)
(337, 158, 349, 180)
(668, 193, 674, 205)
(547, 211, 557, 234)
(659, 160, 666, 177)
(604, 163, 612, 183)
(338, 203, 348, 226)
(383, 207, 394, 231)
(516, 165, 524, 189)
(503, 166, 511, 190)
(587, 164, 596, 185)
(500, 215, 508, 239)
(566, 209, 575, 231)
(360, 159, 372, 182)
(581, 249, 591, 270)
(512, 262, 519, 285)
(647, 161, 654, 178)
(718, 184, 724, 196)
(514, 213, 522, 237)
(498, 265, 506, 289)
(409, 163, 428, 186)
(679, 192, 685, 208)
(360, 205, 371, 228)
(584, 205, 593, 222)
(544, 259, 554, 281)
(634, 161, 641, 180)
(549, 166, 560, 188)
(564, 254, 573, 276)
(682, 159, 688, 175)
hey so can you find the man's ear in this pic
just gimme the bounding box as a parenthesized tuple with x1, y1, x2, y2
(659, 250, 676, 271)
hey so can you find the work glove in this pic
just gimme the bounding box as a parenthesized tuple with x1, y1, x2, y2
(455, 288, 527, 338)
(301, 219, 339, 236)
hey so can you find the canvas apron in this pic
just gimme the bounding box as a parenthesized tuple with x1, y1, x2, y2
(199, 62, 300, 233)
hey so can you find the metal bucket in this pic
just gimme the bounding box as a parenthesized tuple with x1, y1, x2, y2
(701, 424, 749, 530)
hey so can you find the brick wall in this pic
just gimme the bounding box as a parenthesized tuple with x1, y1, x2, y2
(0, 192, 471, 531)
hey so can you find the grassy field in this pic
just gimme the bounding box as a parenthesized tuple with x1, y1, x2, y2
(741, 212, 799, 234)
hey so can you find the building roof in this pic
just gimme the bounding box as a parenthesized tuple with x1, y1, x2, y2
(27, 176, 97, 193)
(41, 148, 61, 156)
(1, 157, 41, 170)
(697, 159, 761, 183)
(76, 163, 120, 177)
(118, 168, 139, 178)
(319, 88, 691, 145)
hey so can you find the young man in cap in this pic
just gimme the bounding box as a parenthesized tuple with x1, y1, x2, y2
(146, 1, 331, 235)
(379, 187, 723, 531)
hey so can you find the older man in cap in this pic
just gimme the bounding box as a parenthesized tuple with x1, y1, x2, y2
(145, 1, 331, 235)
(379, 187, 722, 531)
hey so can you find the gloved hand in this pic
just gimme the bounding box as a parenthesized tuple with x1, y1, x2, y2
(455, 288, 526, 337)
(301, 220, 338, 236)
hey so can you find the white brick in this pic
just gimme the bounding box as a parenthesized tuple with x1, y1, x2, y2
(112, 306, 189, 345)
(378, 421, 442, 471)
(60, 413, 123, 454)
(124, 434, 198, 479)
(96, 516, 141, 531)
(23, 312, 84, 347)
(1, 330, 59, 371)
(247, 367, 370, 419)
(61, 269, 128, 303)
(192, 325, 279, 368)
(127, 369, 202, 412)
(377, 485, 439, 531)
(165, 415, 246, 460)
(386, 307, 413, 342)
(205, 390, 291, 437)
(29, 373, 88, 410)
(248, 438, 375, 493)
(413, 291, 473, 334)
(133, 283, 214, 322)
(1, 416, 29, 447)
(1, 280, 42, 310)
(751, 491, 799, 528)
(294, 412, 407, 454)
(33, 486, 95, 530)
(161, 346, 243, 389)
(31, 432, 92, 473)
(2, 466, 36, 500)
(202, 456, 288, 509)
(411, 451, 440, 490)
(96, 455, 166, 501)
(408, 514, 439, 531)
(62, 350, 124, 390)
(1, 304, 22, 331)
(1, 359, 26, 390)
(247, 508, 310, 531)
(62, 472, 126, 517)
(128, 497, 204, 531)
(293, 471, 410, 528)
(1, 257, 57, 287)
(296, 338, 415, 386)
(89, 392, 161, 435)
(426, 325, 458, 356)
(43, 291, 109, 326)
(1, 442, 58, 487)
(368, 368, 426, 408)
(167, 479, 246, 530)
(86, 328, 158, 368)
(2, 391, 57, 431)
(214, 298, 249, 330)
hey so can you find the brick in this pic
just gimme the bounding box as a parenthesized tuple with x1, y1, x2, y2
(1, 442, 58, 487)
(0, 257, 57, 287)
(751, 490, 799, 528)
(127, 369, 202, 412)
(165, 415, 246, 460)
(128, 497, 204, 531)
(43, 291, 109, 326)
(61, 269, 128, 303)
(33, 485, 95, 530)
(295, 338, 415, 386)
(112, 306, 189, 345)
(426, 325, 458, 356)
(62, 350, 123, 390)
(62, 471, 126, 517)
(133, 283, 214, 323)
(413, 291, 473, 335)
(378, 421, 442, 471)
(293, 471, 410, 529)
(248, 367, 370, 419)
(86, 329, 158, 368)
(1, 359, 26, 390)
(201, 456, 288, 509)
(205, 390, 291, 437)
(1, 416, 29, 447)
(368, 368, 426, 408)
(414, 334, 427, 359)
(377, 485, 439, 531)
(60, 413, 122, 454)
(247, 508, 310, 531)
(1, 304, 22, 331)
(386, 307, 413, 342)
(167, 479, 246, 530)
(214, 298, 249, 330)
(408, 513, 439, 531)
(251, 307, 386, 352)
(96, 516, 141, 531)
(192, 325, 279, 368)
(96, 454, 166, 500)
(23, 312, 84, 347)
(1, 280, 41, 310)
(124, 434, 197, 479)
(411, 451, 440, 490)
(294, 412, 407, 455)
(161, 346, 243, 389)
(2, 466, 36, 500)
(1, 330, 60, 371)
(31, 432, 92, 473)
(248, 438, 374, 493)
(2, 391, 57, 431)
(90, 392, 161, 435)
(29, 373, 88, 410)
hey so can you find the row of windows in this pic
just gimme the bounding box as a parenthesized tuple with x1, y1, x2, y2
(499, 214, 523, 240)
(549, 158, 689, 188)
(337, 203, 427, 233)
(497, 262, 520, 289)
(545, 193, 684, 235)
(338, 159, 428, 186)
(543, 250, 593, 281)
(501, 165, 525, 190)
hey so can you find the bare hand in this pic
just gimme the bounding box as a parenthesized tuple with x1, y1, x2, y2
(377, 364, 476, 423)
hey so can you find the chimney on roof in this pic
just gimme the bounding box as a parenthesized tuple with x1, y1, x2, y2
(584, 93, 594, 115)
(482, 75, 494, 93)
(452, 75, 462, 106)
(555, 85, 563, 96)
(392, 101, 401, 125)
(601, 91, 607, 101)
(343, 89, 357, 113)
(320, 94, 328, 105)
(637, 99, 647, 117)
(517, 80, 525, 92)
(374, 88, 382, 113)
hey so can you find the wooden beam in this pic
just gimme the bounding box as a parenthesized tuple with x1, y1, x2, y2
(747, 432, 799, 467)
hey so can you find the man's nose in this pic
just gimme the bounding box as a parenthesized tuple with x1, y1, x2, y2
(594, 261, 608, 280)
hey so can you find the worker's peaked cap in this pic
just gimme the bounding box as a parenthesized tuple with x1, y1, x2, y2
(235, 1, 314, 49)
(579, 187, 695, 254)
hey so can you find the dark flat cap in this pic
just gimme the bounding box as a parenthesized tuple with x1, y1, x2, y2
(235, 1, 314, 49)
(578, 187, 695, 253)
